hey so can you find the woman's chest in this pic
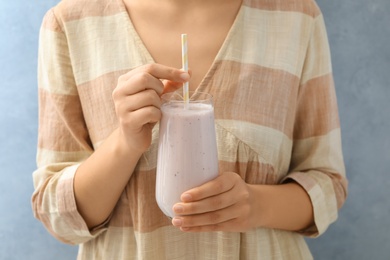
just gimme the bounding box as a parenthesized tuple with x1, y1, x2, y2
(124, 1, 242, 90)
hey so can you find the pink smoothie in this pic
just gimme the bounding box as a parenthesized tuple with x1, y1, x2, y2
(156, 102, 219, 218)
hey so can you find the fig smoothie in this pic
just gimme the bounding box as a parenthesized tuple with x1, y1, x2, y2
(156, 92, 219, 218)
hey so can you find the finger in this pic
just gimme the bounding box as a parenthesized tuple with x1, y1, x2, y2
(120, 63, 190, 85)
(162, 67, 192, 94)
(120, 106, 162, 129)
(119, 89, 162, 113)
(179, 220, 238, 233)
(180, 173, 237, 202)
(173, 187, 237, 216)
(117, 72, 165, 97)
(161, 80, 185, 95)
(172, 204, 240, 230)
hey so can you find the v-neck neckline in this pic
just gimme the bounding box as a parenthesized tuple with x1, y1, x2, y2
(120, 0, 244, 92)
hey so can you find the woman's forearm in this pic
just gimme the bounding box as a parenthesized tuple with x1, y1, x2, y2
(249, 182, 314, 232)
(74, 65, 189, 229)
(74, 128, 143, 229)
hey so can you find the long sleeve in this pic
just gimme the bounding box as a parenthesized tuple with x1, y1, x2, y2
(283, 13, 348, 237)
(31, 9, 105, 244)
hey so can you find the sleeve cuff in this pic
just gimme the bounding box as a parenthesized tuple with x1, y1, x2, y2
(282, 170, 338, 237)
(56, 164, 109, 243)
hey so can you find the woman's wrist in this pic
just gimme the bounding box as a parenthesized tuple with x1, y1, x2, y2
(248, 182, 314, 231)
(111, 128, 146, 164)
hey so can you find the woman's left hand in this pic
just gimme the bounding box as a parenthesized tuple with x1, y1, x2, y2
(171, 172, 258, 232)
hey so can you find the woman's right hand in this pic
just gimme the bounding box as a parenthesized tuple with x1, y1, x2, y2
(112, 63, 190, 154)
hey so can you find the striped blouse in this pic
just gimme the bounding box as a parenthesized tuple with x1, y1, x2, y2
(32, 0, 348, 259)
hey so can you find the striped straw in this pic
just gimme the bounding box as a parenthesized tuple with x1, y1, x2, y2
(181, 34, 189, 106)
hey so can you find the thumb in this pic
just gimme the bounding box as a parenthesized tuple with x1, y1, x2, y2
(161, 80, 184, 95)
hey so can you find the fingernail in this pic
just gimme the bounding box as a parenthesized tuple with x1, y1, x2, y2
(172, 217, 182, 227)
(180, 72, 190, 81)
(181, 193, 192, 202)
(173, 204, 184, 214)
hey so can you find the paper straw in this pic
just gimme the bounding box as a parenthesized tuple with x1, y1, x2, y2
(181, 34, 189, 106)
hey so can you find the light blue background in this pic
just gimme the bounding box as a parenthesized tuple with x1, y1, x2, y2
(0, 1, 389, 259)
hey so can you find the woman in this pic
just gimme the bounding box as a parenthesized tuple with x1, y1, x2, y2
(32, 0, 348, 259)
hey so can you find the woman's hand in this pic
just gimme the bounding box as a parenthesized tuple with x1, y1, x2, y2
(171, 172, 258, 232)
(112, 63, 190, 153)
